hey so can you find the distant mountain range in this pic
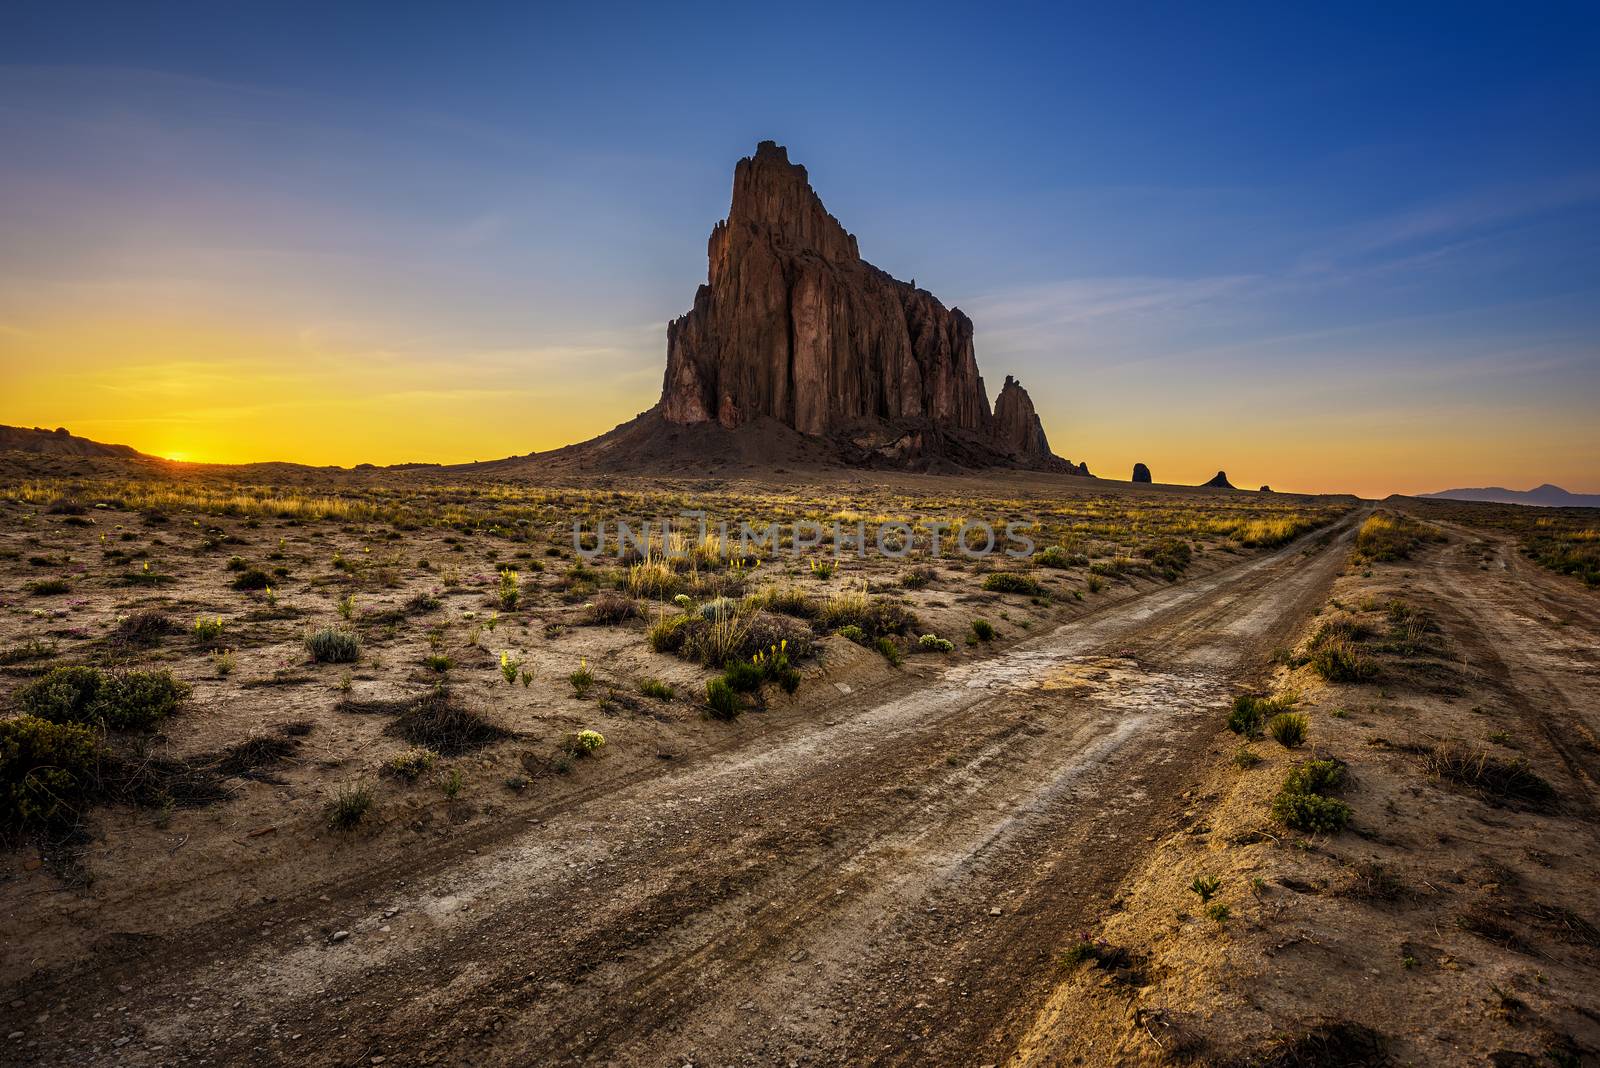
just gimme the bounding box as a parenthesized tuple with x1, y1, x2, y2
(1420, 483, 1600, 508)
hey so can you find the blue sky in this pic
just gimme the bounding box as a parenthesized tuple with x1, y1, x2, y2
(1, 1, 1597, 493)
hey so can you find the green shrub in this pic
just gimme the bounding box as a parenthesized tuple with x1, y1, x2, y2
(1189, 875, 1221, 902)
(106, 671, 188, 730)
(1, 715, 102, 830)
(0, 639, 57, 665)
(194, 616, 226, 642)
(639, 678, 674, 700)
(918, 634, 955, 653)
(305, 627, 361, 663)
(1267, 712, 1309, 748)
(971, 619, 997, 642)
(384, 747, 437, 782)
(875, 636, 902, 666)
(1232, 746, 1263, 770)
(326, 781, 374, 830)
(27, 578, 71, 596)
(15, 666, 186, 731)
(1283, 758, 1347, 795)
(646, 613, 693, 653)
(983, 572, 1043, 596)
(698, 596, 738, 621)
(1272, 758, 1352, 833)
(570, 659, 595, 695)
(231, 567, 271, 591)
(1146, 538, 1193, 577)
(837, 624, 866, 644)
(498, 567, 521, 609)
(1036, 546, 1084, 569)
(751, 642, 801, 693)
(571, 729, 605, 754)
(747, 585, 819, 618)
(1354, 512, 1442, 562)
(818, 591, 917, 637)
(1227, 693, 1290, 740)
(722, 659, 764, 693)
(1308, 638, 1378, 683)
(706, 677, 741, 720)
(1271, 790, 1351, 833)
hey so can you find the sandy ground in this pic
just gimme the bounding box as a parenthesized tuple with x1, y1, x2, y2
(2, 498, 1366, 1066)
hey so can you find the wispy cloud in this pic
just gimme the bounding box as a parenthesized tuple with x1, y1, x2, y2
(1295, 172, 1600, 275)
(968, 274, 1260, 341)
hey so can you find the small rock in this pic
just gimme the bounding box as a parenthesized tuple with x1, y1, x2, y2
(112, 1037, 130, 1048)
(330, 930, 350, 943)
(988, 907, 1002, 916)
(7, 1032, 22, 1041)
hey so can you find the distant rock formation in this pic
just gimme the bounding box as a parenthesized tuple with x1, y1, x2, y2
(654, 140, 1080, 472)
(1420, 483, 1600, 509)
(1203, 471, 1234, 489)
(1259, 485, 1272, 493)
(1132, 462, 1152, 483)
(0, 425, 141, 459)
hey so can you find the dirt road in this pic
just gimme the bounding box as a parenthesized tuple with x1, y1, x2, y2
(1416, 519, 1600, 809)
(8, 515, 1364, 1067)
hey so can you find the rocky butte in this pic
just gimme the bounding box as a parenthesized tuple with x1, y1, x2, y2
(648, 141, 1085, 472)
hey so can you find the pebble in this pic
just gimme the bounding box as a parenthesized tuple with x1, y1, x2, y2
(7, 1032, 21, 1041)
(330, 931, 350, 943)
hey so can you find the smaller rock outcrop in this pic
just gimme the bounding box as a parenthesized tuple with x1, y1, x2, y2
(1259, 485, 1272, 493)
(1132, 462, 1151, 483)
(992, 376, 1055, 466)
(1203, 471, 1234, 489)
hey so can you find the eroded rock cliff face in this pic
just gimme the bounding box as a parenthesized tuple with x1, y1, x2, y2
(658, 141, 1077, 471)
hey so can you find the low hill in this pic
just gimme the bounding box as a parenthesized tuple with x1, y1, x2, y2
(0, 424, 143, 458)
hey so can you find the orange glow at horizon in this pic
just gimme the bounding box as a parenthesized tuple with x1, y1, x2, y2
(4, 316, 1598, 500)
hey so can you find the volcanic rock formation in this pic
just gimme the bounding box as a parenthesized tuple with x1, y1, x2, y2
(1132, 462, 1152, 483)
(1203, 471, 1235, 489)
(655, 141, 1079, 471)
